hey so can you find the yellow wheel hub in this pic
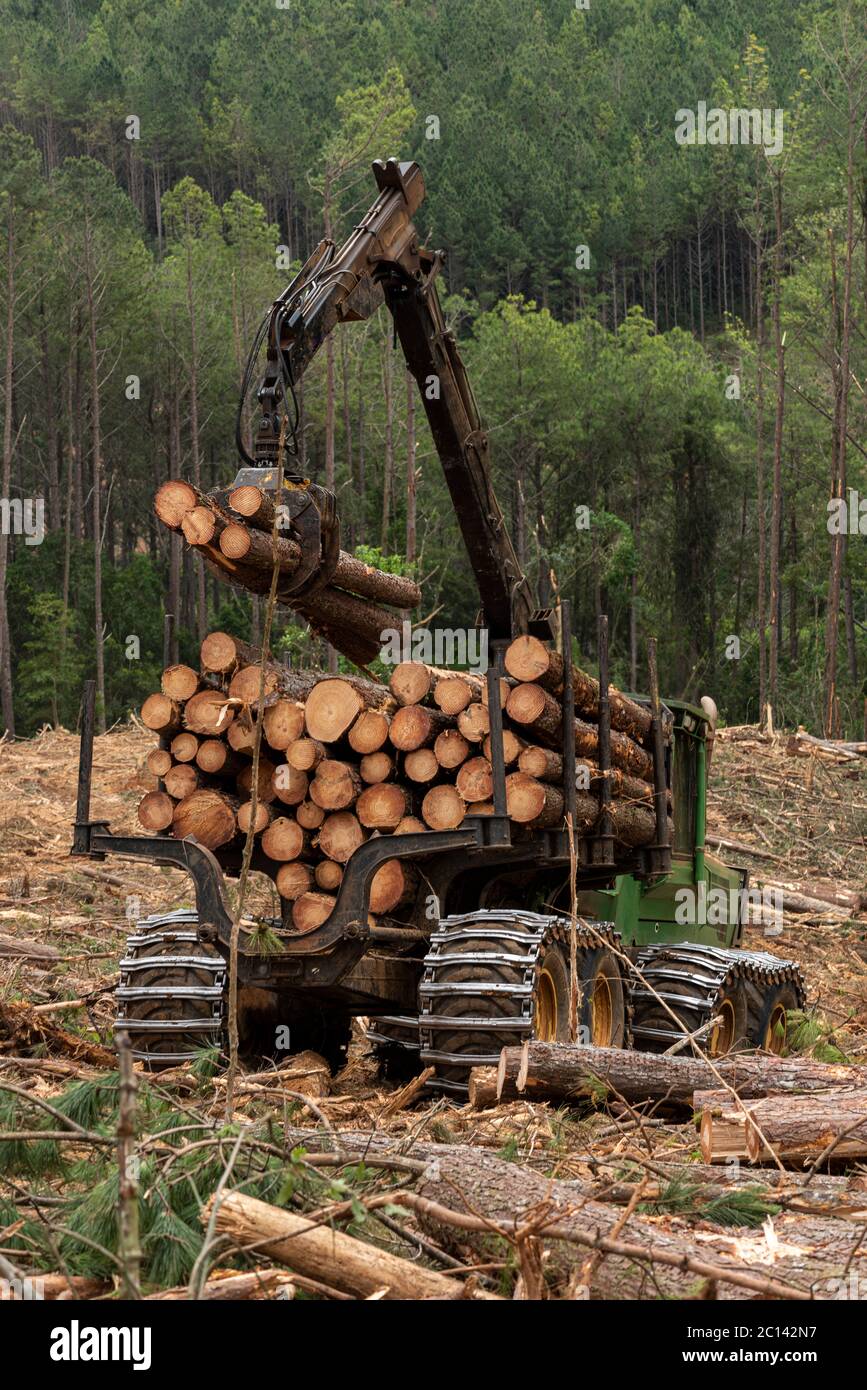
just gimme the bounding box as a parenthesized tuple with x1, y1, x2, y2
(590, 972, 613, 1046)
(710, 998, 737, 1057)
(764, 1003, 787, 1054)
(536, 968, 558, 1042)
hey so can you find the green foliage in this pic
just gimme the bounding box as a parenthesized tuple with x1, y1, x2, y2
(0, 1, 865, 737)
(785, 1009, 850, 1063)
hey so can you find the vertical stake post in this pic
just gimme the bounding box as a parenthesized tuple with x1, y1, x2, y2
(73, 679, 96, 853)
(560, 602, 578, 830)
(595, 614, 614, 866)
(647, 637, 671, 875)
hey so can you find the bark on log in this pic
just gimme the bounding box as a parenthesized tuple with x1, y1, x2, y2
(505, 772, 564, 827)
(219, 520, 300, 570)
(506, 684, 654, 780)
(700, 1091, 867, 1164)
(204, 1190, 495, 1300)
(494, 1043, 867, 1109)
(505, 634, 652, 741)
(227, 484, 421, 608)
(276, 1128, 856, 1300)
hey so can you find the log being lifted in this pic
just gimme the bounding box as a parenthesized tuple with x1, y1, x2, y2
(484, 1043, 867, 1109)
(227, 484, 422, 609)
(158, 484, 419, 668)
(505, 634, 652, 742)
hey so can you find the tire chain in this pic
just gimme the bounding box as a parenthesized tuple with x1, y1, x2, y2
(416, 909, 623, 1094)
(115, 909, 226, 1066)
(629, 942, 806, 1051)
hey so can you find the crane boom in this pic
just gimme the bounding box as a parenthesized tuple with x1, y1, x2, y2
(247, 158, 535, 640)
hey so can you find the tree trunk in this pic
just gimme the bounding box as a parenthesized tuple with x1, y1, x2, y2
(83, 216, 106, 733)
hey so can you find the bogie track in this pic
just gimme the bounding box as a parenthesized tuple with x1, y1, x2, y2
(629, 943, 806, 1055)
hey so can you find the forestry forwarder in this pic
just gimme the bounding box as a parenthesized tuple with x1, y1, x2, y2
(72, 160, 804, 1090)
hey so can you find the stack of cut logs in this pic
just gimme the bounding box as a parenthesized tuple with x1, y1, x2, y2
(154, 480, 422, 667)
(138, 630, 667, 933)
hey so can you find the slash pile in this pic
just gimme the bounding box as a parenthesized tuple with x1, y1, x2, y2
(137, 631, 668, 932)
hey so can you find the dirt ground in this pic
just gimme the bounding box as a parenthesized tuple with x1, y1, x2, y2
(0, 717, 863, 1058)
(1, 719, 866, 1300)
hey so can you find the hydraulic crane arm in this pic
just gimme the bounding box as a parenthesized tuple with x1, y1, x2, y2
(246, 158, 536, 641)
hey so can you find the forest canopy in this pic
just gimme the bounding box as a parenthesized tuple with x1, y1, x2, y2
(0, 0, 865, 737)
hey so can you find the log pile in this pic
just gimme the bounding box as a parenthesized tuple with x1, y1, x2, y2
(137, 632, 665, 932)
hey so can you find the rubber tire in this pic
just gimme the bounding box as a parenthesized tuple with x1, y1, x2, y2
(118, 928, 226, 1070)
(748, 982, 799, 1053)
(631, 969, 748, 1056)
(427, 926, 532, 1087)
(575, 945, 627, 1049)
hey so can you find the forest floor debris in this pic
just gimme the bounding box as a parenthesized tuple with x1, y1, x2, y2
(0, 720, 865, 1298)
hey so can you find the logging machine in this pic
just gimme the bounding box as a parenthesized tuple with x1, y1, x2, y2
(72, 160, 804, 1089)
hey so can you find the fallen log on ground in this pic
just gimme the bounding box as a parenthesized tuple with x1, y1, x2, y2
(478, 1042, 867, 1110)
(279, 1127, 861, 1299)
(203, 1190, 500, 1300)
(700, 1089, 867, 1165)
